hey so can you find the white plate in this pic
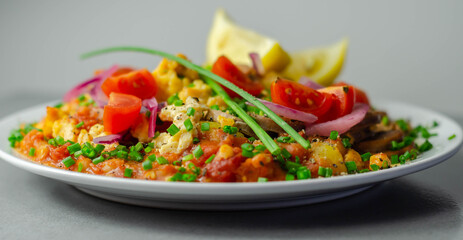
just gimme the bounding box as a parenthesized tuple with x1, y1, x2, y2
(0, 101, 462, 210)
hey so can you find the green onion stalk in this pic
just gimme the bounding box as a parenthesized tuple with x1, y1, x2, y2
(81, 46, 310, 154)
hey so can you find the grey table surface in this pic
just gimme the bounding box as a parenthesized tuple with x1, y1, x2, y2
(1, 0, 463, 239)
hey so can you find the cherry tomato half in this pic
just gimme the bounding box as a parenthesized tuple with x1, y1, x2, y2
(101, 68, 158, 100)
(270, 78, 333, 118)
(317, 85, 355, 122)
(103, 92, 142, 134)
(94, 67, 135, 77)
(332, 82, 370, 105)
(212, 56, 264, 98)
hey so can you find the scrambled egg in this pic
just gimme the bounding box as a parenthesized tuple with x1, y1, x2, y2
(154, 97, 208, 155)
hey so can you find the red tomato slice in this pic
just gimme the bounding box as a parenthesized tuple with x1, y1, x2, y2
(94, 67, 135, 77)
(103, 92, 142, 134)
(332, 82, 370, 105)
(101, 69, 158, 100)
(317, 85, 355, 122)
(211, 56, 264, 98)
(270, 78, 333, 117)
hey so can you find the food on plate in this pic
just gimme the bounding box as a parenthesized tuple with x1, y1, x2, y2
(7, 10, 437, 183)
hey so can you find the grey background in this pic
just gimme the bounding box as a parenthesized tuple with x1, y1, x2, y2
(1, 0, 463, 239)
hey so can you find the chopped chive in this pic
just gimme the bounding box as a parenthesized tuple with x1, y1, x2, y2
(29, 147, 36, 156)
(294, 156, 300, 164)
(73, 150, 82, 158)
(94, 144, 105, 154)
(410, 149, 419, 159)
(285, 161, 301, 173)
(205, 154, 215, 164)
(117, 150, 128, 159)
(178, 167, 186, 173)
(285, 174, 295, 181)
(399, 154, 407, 164)
(182, 174, 196, 182)
(329, 131, 338, 140)
(449, 134, 456, 140)
(193, 137, 200, 144)
(325, 168, 333, 177)
(297, 167, 311, 180)
(257, 177, 268, 182)
(242, 150, 254, 158)
(128, 151, 143, 161)
(210, 105, 220, 110)
(54, 102, 64, 108)
(432, 121, 439, 127)
(390, 155, 399, 164)
(77, 94, 86, 102)
(142, 160, 153, 170)
(77, 162, 83, 172)
(67, 143, 81, 154)
(183, 154, 194, 161)
(133, 142, 143, 152)
(361, 152, 371, 162)
(93, 156, 106, 165)
(396, 119, 409, 131)
(55, 136, 65, 145)
(82, 143, 96, 158)
(167, 124, 180, 136)
(359, 169, 370, 173)
(370, 164, 380, 171)
(193, 145, 204, 158)
(187, 83, 195, 88)
(255, 145, 266, 152)
(174, 99, 183, 106)
(167, 93, 179, 105)
(342, 138, 351, 148)
(62, 156, 76, 168)
(391, 141, 399, 150)
(184, 118, 193, 131)
(241, 143, 254, 152)
(116, 145, 128, 151)
(81, 46, 310, 152)
(281, 149, 292, 159)
(381, 116, 389, 125)
(156, 156, 169, 165)
(276, 136, 291, 143)
(186, 107, 195, 116)
(223, 125, 238, 134)
(318, 166, 326, 176)
(169, 172, 182, 181)
(418, 140, 433, 152)
(201, 122, 210, 131)
(124, 168, 133, 178)
(345, 161, 357, 173)
(147, 154, 157, 162)
(248, 137, 256, 142)
(75, 121, 84, 128)
(144, 146, 152, 153)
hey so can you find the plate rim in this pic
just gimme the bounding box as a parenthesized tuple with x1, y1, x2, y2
(0, 100, 462, 197)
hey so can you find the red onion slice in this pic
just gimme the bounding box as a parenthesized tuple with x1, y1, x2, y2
(63, 65, 118, 105)
(93, 133, 124, 144)
(305, 103, 369, 137)
(142, 97, 158, 138)
(298, 76, 324, 90)
(249, 52, 265, 76)
(247, 99, 318, 124)
(90, 65, 119, 107)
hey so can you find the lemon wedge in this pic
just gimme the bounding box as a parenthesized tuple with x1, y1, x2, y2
(206, 9, 291, 72)
(280, 38, 348, 86)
